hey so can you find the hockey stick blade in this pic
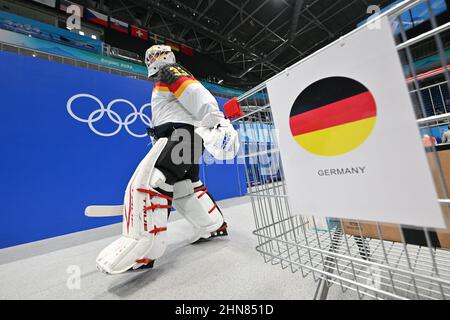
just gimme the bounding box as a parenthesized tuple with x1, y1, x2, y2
(85, 205, 124, 217)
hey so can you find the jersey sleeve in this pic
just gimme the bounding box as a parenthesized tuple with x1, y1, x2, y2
(157, 64, 223, 124)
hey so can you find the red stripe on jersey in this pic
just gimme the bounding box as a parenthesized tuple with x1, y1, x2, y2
(167, 77, 196, 93)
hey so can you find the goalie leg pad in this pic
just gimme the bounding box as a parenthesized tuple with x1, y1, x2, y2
(96, 236, 154, 274)
(173, 179, 194, 199)
(96, 138, 174, 274)
(173, 180, 225, 243)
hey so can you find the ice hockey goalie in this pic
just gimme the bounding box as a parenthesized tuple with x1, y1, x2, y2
(96, 45, 239, 274)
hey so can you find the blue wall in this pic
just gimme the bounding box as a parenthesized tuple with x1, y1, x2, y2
(0, 51, 246, 248)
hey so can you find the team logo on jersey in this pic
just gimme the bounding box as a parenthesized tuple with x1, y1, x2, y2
(289, 77, 377, 157)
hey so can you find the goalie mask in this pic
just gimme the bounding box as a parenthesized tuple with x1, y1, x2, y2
(145, 45, 176, 77)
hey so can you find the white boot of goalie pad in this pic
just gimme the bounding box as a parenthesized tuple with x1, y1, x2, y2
(96, 139, 172, 274)
(174, 185, 224, 243)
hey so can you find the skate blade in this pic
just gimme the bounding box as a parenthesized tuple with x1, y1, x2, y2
(192, 223, 228, 245)
(133, 258, 155, 271)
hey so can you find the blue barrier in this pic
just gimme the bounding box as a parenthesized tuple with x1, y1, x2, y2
(0, 51, 246, 248)
(0, 10, 250, 99)
(0, 10, 103, 53)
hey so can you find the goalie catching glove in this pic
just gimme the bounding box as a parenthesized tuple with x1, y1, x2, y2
(195, 118, 240, 161)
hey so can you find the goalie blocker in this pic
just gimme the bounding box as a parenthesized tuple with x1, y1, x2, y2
(96, 124, 228, 275)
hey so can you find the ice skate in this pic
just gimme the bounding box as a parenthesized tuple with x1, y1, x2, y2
(191, 222, 229, 244)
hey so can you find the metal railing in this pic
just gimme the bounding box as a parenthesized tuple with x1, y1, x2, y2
(232, 0, 450, 300)
(103, 43, 144, 64)
(0, 41, 149, 80)
(411, 81, 450, 119)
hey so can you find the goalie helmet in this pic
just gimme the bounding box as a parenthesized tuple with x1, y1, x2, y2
(145, 45, 176, 77)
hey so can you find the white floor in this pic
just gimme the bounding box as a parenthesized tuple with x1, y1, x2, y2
(0, 197, 355, 300)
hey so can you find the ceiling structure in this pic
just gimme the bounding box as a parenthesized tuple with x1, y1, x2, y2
(89, 0, 397, 87)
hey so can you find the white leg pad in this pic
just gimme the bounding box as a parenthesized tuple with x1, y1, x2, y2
(174, 182, 224, 242)
(96, 138, 172, 274)
(96, 236, 153, 275)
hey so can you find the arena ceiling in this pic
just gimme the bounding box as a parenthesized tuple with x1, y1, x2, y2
(92, 0, 397, 87)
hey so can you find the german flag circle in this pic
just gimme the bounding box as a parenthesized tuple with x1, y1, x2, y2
(289, 77, 377, 157)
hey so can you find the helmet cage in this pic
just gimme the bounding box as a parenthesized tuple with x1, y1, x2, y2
(145, 45, 175, 77)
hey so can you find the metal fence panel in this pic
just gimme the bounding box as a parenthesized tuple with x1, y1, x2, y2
(233, 0, 450, 300)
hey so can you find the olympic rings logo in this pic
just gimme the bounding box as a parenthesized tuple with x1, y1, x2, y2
(66, 94, 153, 138)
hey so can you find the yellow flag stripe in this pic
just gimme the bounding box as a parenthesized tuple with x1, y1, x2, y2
(293, 117, 377, 156)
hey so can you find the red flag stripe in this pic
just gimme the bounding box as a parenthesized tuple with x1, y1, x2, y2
(180, 45, 193, 56)
(289, 91, 376, 136)
(110, 25, 128, 33)
(85, 9, 108, 26)
(87, 17, 108, 26)
(131, 26, 148, 40)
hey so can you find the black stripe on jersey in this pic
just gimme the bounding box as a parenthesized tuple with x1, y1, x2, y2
(157, 63, 194, 85)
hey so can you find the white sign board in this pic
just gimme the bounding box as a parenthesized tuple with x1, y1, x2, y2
(266, 17, 445, 228)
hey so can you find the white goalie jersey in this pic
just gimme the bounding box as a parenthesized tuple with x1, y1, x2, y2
(151, 63, 223, 127)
